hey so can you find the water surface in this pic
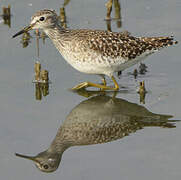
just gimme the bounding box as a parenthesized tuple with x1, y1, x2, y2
(0, 0, 181, 180)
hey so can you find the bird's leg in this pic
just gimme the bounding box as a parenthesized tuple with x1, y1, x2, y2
(101, 75, 106, 91)
(72, 76, 119, 91)
(102, 77, 107, 86)
(100, 75, 107, 86)
(111, 76, 119, 90)
(99, 75, 107, 91)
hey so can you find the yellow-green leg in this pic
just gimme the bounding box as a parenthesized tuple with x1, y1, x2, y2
(72, 76, 119, 91)
(111, 76, 119, 90)
(100, 75, 107, 86)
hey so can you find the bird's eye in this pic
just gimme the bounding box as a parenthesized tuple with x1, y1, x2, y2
(43, 164, 49, 169)
(39, 17, 45, 21)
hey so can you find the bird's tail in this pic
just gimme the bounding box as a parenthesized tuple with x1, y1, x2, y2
(140, 36, 178, 49)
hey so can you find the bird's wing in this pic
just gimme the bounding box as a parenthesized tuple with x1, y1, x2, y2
(83, 30, 178, 60)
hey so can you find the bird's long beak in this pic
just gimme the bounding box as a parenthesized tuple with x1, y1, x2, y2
(12, 24, 33, 38)
(15, 153, 39, 163)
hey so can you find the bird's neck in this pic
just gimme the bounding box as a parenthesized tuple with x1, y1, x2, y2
(43, 24, 69, 53)
(47, 141, 69, 155)
(44, 24, 66, 37)
(47, 127, 72, 154)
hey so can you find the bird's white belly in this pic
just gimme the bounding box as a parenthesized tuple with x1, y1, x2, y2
(61, 51, 115, 75)
(61, 49, 153, 76)
(62, 55, 117, 76)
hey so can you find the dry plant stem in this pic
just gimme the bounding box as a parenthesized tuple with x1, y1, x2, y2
(63, 0, 71, 7)
(35, 29, 40, 58)
(106, 20, 112, 32)
(35, 83, 42, 100)
(139, 81, 146, 94)
(105, 0, 113, 20)
(138, 81, 146, 104)
(2, 5, 11, 27)
(60, 7, 66, 23)
(114, 0, 121, 19)
(60, 7, 67, 28)
(7, 5, 11, 16)
(114, 0, 122, 28)
(35, 62, 41, 81)
(41, 70, 49, 82)
(2, 5, 11, 17)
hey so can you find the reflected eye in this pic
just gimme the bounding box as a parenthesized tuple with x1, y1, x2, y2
(39, 17, 45, 21)
(43, 164, 49, 169)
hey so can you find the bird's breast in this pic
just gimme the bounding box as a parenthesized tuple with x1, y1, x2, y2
(58, 45, 129, 76)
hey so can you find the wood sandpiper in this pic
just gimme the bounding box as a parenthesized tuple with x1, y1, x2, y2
(13, 9, 178, 91)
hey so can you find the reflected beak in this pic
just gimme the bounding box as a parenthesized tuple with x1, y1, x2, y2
(15, 153, 39, 163)
(12, 24, 34, 38)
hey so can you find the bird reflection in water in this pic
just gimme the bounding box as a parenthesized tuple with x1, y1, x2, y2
(15, 92, 178, 173)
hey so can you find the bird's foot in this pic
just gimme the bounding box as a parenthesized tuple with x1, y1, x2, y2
(72, 81, 119, 91)
(72, 82, 90, 90)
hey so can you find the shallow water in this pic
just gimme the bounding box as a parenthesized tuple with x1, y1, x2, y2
(0, 0, 181, 179)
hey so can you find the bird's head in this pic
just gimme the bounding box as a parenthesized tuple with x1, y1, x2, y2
(15, 150, 62, 173)
(12, 9, 59, 38)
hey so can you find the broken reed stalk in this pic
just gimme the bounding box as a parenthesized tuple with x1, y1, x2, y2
(60, 7, 67, 28)
(114, 0, 121, 19)
(21, 32, 30, 48)
(60, 7, 66, 23)
(34, 62, 49, 83)
(41, 83, 49, 97)
(7, 5, 11, 16)
(105, 0, 113, 20)
(35, 29, 40, 58)
(63, 0, 71, 7)
(34, 62, 49, 100)
(2, 5, 11, 17)
(34, 62, 41, 81)
(41, 32, 46, 44)
(2, 5, 11, 27)
(40, 70, 49, 82)
(138, 81, 146, 94)
(114, 0, 122, 28)
(35, 82, 49, 100)
(106, 20, 112, 32)
(35, 83, 42, 100)
(138, 81, 147, 104)
(133, 69, 138, 79)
